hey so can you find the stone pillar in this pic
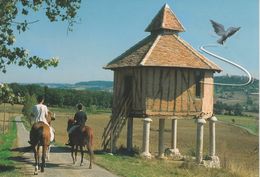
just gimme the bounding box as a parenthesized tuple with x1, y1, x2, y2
(196, 118, 206, 163)
(209, 116, 217, 157)
(171, 119, 177, 149)
(127, 117, 133, 152)
(170, 119, 181, 156)
(141, 118, 152, 158)
(203, 115, 220, 168)
(158, 119, 165, 158)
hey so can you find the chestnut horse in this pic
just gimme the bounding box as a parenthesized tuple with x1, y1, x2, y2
(29, 112, 55, 175)
(67, 118, 94, 169)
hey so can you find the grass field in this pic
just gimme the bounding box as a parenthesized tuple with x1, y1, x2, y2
(50, 110, 259, 177)
(0, 104, 258, 177)
(217, 115, 259, 135)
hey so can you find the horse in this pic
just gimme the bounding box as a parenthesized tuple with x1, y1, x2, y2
(29, 111, 55, 175)
(67, 118, 94, 169)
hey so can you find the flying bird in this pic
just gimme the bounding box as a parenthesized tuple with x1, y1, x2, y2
(210, 20, 240, 45)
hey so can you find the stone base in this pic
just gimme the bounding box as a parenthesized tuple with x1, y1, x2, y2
(202, 156, 220, 168)
(156, 153, 167, 159)
(140, 151, 152, 159)
(164, 148, 183, 160)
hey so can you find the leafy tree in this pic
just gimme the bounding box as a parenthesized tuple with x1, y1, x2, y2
(0, 0, 81, 73)
(0, 83, 15, 104)
(233, 103, 243, 116)
(246, 96, 253, 105)
(22, 93, 37, 125)
(213, 101, 226, 114)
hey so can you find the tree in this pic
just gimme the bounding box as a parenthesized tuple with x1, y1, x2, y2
(233, 103, 243, 116)
(22, 93, 37, 125)
(0, 0, 81, 73)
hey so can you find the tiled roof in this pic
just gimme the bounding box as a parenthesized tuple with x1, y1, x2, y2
(141, 34, 221, 71)
(145, 4, 185, 32)
(104, 35, 157, 69)
(104, 4, 221, 72)
(104, 34, 221, 71)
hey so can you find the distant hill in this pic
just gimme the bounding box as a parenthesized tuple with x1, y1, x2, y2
(214, 75, 259, 93)
(37, 81, 113, 92)
(214, 75, 259, 113)
(75, 81, 113, 91)
(21, 75, 259, 94)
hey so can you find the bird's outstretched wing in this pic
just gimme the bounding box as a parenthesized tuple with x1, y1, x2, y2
(210, 20, 225, 36)
(226, 27, 241, 37)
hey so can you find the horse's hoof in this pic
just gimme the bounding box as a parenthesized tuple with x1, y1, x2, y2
(89, 166, 92, 169)
(80, 163, 83, 166)
(34, 172, 38, 175)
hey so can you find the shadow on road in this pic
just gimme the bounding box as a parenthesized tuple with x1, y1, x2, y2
(11, 145, 71, 153)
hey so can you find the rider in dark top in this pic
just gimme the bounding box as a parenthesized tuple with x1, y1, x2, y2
(74, 104, 87, 126)
(66, 103, 87, 145)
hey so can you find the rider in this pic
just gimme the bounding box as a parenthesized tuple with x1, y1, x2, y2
(31, 95, 49, 125)
(28, 95, 55, 144)
(66, 103, 88, 146)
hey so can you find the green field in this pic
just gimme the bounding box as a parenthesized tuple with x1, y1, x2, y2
(217, 115, 259, 135)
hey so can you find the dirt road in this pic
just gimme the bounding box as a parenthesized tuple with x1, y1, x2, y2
(15, 116, 119, 177)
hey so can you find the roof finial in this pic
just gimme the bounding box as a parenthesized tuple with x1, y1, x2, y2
(164, 3, 170, 8)
(145, 3, 185, 33)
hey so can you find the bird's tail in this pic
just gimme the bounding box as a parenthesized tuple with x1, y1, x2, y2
(217, 37, 224, 45)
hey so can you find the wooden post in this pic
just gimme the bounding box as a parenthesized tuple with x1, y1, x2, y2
(158, 119, 165, 158)
(127, 117, 133, 152)
(3, 103, 6, 134)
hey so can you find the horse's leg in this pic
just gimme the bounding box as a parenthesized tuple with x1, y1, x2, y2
(41, 145, 47, 172)
(80, 146, 84, 166)
(46, 145, 50, 161)
(86, 143, 94, 169)
(37, 145, 40, 172)
(71, 145, 75, 164)
(33, 145, 39, 175)
(75, 145, 78, 163)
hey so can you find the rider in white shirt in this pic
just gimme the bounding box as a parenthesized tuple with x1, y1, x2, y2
(29, 95, 55, 144)
(31, 95, 49, 125)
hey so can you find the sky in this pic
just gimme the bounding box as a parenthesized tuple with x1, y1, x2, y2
(0, 0, 259, 83)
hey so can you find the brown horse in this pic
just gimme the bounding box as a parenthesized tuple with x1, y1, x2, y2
(67, 118, 94, 169)
(29, 112, 55, 175)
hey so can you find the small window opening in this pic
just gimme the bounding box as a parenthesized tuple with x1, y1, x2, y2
(195, 71, 203, 98)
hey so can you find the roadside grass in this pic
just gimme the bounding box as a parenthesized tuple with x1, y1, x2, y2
(0, 118, 23, 177)
(217, 114, 259, 135)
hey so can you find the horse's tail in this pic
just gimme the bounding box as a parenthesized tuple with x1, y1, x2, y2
(30, 124, 44, 146)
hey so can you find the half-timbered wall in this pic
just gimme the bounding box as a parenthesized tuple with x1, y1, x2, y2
(143, 67, 204, 117)
(113, 67, 213, 119)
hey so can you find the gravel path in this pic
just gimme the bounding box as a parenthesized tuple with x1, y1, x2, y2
(15, 116, 119, 177)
